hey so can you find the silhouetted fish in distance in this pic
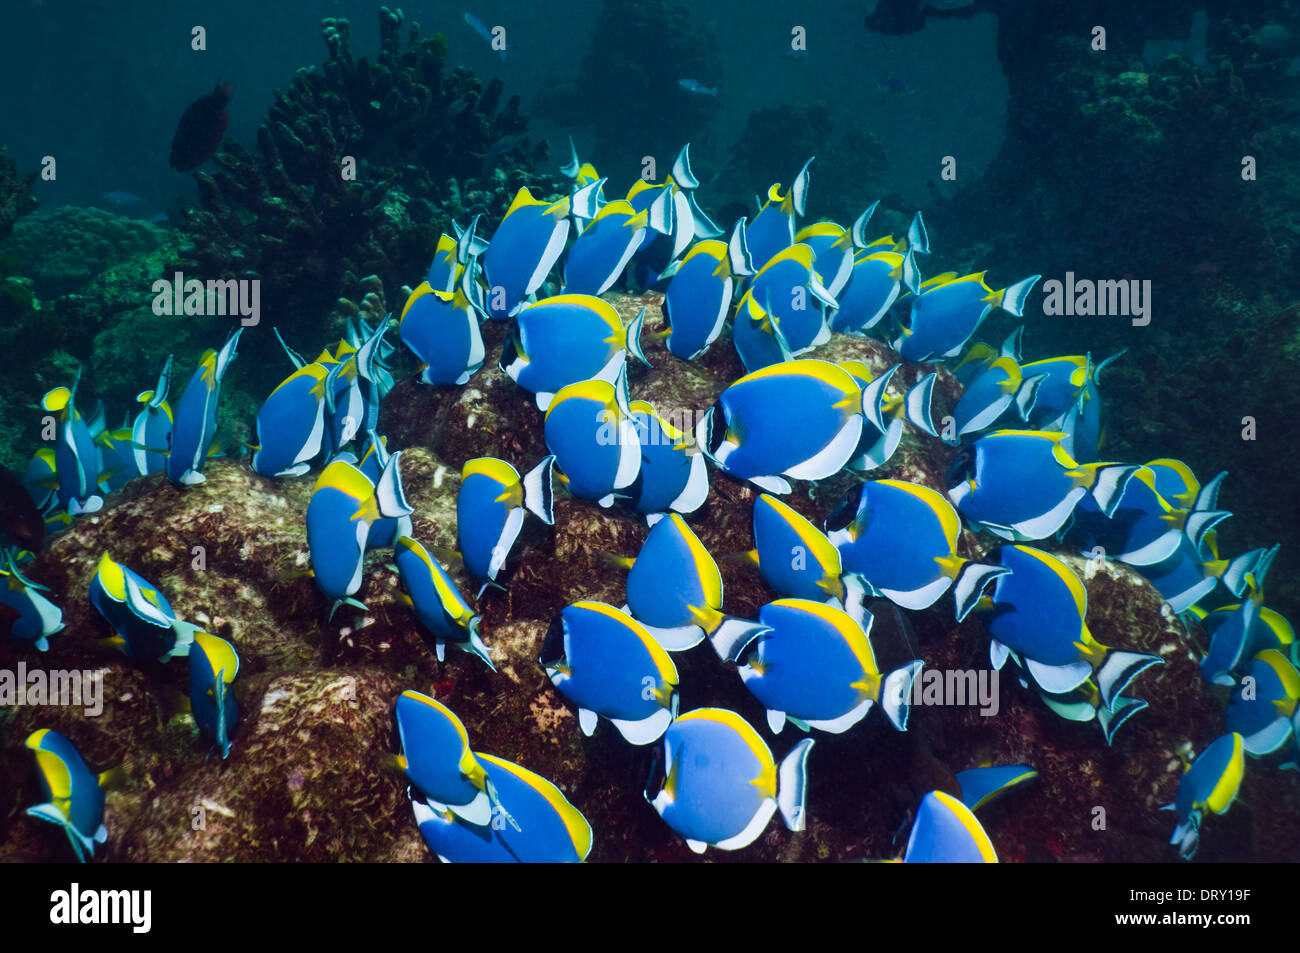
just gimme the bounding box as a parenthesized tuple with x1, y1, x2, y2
(169, 82, 232, 172)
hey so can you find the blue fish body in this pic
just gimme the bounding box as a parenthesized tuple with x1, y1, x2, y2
(623, 513, 721, 651)
(1225, 650, 1300, 755)
(399, 282, 485, 387)
(829, 250, 907, 333)
(543, 379, 641, 507)
(426, 233, 461, 293)
(88, 553, 195, 661)
(167, 330, 242, 485)
(0, 557, 64, 651)
(1200, 600, 1294, 685)
(189, 631, 239, 759)
(412, 753, 592, 862)
(1169, 733, 1244, 859)
(1069, 466, 1186, 567)
(626, 403, 709, 520)
(953, 765, 1038, 811)
(24, 729, 108, 862)
(903, 790, 997, 862)
(562, 200, 646, 295)
(740, 244, 833, 353)
(132, 356, 174, 476)
(737, 599, 920, 733)
(394, 690, 494, 824)
(95, 428, 139, 494)
(981, 545, 1091, 670)
(897, 272, 1038, 362)
(456, 456, 554, 590)
(540, 601, 678, 744)
(747, 183, 800, 270)
(481, 188, 570, 319)
(251, 362, 330, 478)
(663, 240, 734, 360)
(42, 383, 102, 515)
(826, 479, 963, 610)
(646, 707, 813, 853)
(750, 492, 845, 603)
(395, 536, 493, 669)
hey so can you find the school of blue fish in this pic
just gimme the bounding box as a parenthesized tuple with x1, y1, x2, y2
(7, 141, 1290, 863)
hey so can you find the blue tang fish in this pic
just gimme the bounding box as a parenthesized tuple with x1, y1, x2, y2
(502, 293, 649, 410)
(978, 545, 1161, 704)
(617, 513, 767, 657)
(745, 492, 856, 606)
(355, 431, 414, 550)
(953, 765, 1037, 811)
(626, 401, 709, 523)
(735, 599, 923, 734)
(0, 552, 64, 651)
(481, 187, 571, 318)
(902, 790, 997, 863)
(394, 535, 494, 669)
(543, 375, 641, 507)
(250, 361, 330, 478)
(794, 206, 878, 299)
(540, 601, 679, 744)
(661, 220, 753, 360)
(895, 271, 1040, 362)
(838, 363, 937, 470)
(1225, 650, 1300, 756)
(24, 729, 111, 862)
(697, 359, 891, 495)
(94, 426, 138, 494)
(167, 329, 241, 485)
(562, 199, 648, 295)
(189, 630, 239, 759)
(456, 455, 555, 594)
(945, 353, 1045, 445)
(1197, 594, 1294, 686)
(646, 707, 814, 854)
(394, 690, 499, 826)
(829, 247, 919, 333)
(1022, 351, 1123, 462)
(305, 454, 412, 617)
(1166, 732, 1245, 860)
(89, 552, 198, 661)
(746, 158, 813, 269)
(41, 377, 102, 515)
(131, 355, 174, 476)
(826, 478, 1005, 614)
(1140, 531, 1245, 615)
(22, 448, 59, 513)
(947, 430, 1136, 541)
(412, 752, 592, 862)
(736, 242, 837, 358)
(399, 279, 486, 387)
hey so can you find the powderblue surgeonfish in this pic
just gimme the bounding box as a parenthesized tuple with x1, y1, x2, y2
(733, 243, 837, 366)
(735, 599, 923, 735)
(561, 200, 648, 295)
(895, 271, 1040, 362)
(543, 375, 641, 507)
(502, 294, 649, 410)
(24, 729, 110, 862)
(412, 752, 592, 862)
(305, 454, 412, 617)
(746, 158, 813, 269)
(41, 377, 102, 515)
(645, 707, 814, 854)
(188, 630, 239, 759)
(456, 455, 555, 594)
(1225, 650, 1300, 756)
(250, 360, 330, 478)
(89, 552, 198, 662)
(976, 545, 1161, 709)
(399, 275, 486, 387)
(131, 355, 174, 476)
(838, 362, 937, 470)
(395, 535, 494, 670)
(952, 764, 1038, 811)
(167, 329, 242, 485)
(625, 401, 709, 523)
(0, 552, 64, 651)
(1021, 351, 1124, 462)
(481, 187, 571, 319)
(829, 245, 919, 333)
(355, 431, 414, 550)
(324, 323, 388, 452)
(794, 209, 878, 299)
(944, 349, 1045, 445)
(94, 426, 138, 494)
(902, 790, 997, 863)
(661, 220, 753, 360)
(540, 601, 679, 744)
(1196, 584, 1294, 686)
(745, 493, 856, 606)
(394, 690, 500, 826)
(1166, 732, 1245, 860)
(616, 513, 767, 657)
(826, 479, 1005, 614)
(947, 430, 1136, 541)
(697, 359, 889, 495)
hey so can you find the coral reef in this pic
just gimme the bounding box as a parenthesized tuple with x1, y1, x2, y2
(0, 145, 36, 244)
(3, 291, 1292, 863)
(173, 6, 562, 346)
(1, 206, 170, 298)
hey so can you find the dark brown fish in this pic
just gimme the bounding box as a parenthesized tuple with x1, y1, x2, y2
(0, 463, 44, 552)
(169, 82, 232, 172)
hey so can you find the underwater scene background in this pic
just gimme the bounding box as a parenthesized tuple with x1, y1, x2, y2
(0, 0, 1298, 863)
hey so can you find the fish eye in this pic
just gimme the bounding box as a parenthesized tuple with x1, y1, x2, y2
(705, 401, 726, 455)
(824, 485, 863, 533)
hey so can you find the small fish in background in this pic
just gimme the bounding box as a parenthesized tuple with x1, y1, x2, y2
(41, 375, 103, 516)
(464, 12, 506, 61)
(100, 191, 143, 206)
(24, 729, 111, 862)
(878, 71, 916, 103)
(169, 82, 232, 172)
(395, 535, 494, 669)
(678, 78, 717, 97)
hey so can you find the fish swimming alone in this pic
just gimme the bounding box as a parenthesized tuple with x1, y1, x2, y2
(189, 631, 239, 759)
(1166, 732, 1245, 860)
(24, 729, 111, 862)
(170, 82, 232, 172)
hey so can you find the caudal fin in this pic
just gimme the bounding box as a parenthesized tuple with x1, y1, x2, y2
(777, 738, 816, 831)
(881, 659, 924, 730)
